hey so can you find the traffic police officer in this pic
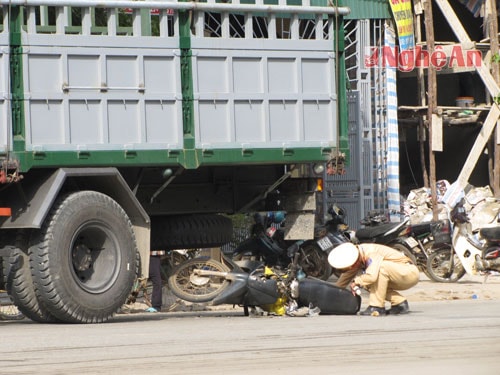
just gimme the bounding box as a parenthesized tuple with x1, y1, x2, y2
(328, 242, 419, 316)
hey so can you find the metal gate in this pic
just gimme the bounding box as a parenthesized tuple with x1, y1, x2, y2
(321, 18, 392, 230)
(323, 91, 368, 230)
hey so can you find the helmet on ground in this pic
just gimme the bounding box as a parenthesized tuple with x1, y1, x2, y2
(328, 243, 359, 269)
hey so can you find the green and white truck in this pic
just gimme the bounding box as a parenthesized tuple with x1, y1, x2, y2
(0, 0, 350, 323)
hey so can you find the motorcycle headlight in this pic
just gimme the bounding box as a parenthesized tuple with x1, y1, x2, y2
(313, 163, 325, 175)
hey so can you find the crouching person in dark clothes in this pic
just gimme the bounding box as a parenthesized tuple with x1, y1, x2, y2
(146, 250, 165, 313)
(328, 242, 419, 316)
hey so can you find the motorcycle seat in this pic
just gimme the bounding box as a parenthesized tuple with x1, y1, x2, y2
(410, 222, 432, 237)
(356, 221, 406, 241)
(480, 226, 500, 241)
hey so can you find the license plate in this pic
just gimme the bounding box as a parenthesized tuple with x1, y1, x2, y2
(404, 236, 419, 248)
(317, 236, 334, 251)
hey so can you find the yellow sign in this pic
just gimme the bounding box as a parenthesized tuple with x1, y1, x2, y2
(388, 0, 415, 51)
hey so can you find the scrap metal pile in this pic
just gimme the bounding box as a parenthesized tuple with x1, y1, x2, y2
(403, 180, 500, 230)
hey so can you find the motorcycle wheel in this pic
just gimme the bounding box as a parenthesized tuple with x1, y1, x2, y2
(420, 241, 451, 280)
(168, 257, 231, 303)
(391, 243, 418, 265)
(426, 248, 466, 283)
(298, 241, 332, 281)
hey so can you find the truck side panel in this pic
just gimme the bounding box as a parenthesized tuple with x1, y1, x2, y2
(5, 2, 345, 172)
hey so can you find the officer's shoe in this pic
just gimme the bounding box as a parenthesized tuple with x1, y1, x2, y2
(387, 300, 410, 315)
(359, 306, 386, 316)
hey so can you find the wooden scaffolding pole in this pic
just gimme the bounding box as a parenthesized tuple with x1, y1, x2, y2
(486, 0, 500, 195)
(414, 1, 429, 188)
(423, 0, 439, 219)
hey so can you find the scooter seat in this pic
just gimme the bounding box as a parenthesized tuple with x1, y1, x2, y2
(480, 226, 500, 242)
(356, 221, 405, 241)
(410, 221, 432, 237)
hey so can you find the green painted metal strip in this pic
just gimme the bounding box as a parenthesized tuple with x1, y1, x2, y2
(335, 15, 350, 164)
(9, 6, 26, 153)
(11, 147, 339, 173)
(340, 0, 391, 20)
(178, 3, 196, 161)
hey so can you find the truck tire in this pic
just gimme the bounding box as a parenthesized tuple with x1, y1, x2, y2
(151, 214, 233, 250)
(29, 191, 138, 323)
(3, 230, 59, 322)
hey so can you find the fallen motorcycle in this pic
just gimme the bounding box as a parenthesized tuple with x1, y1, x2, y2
(168, 248, 361, 316)
(232, 212, 332, 280)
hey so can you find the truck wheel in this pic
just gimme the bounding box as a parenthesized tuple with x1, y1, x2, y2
(29, 191, 138, 323)
(151, 215, 233, 250)
(3, 230, 59, 322)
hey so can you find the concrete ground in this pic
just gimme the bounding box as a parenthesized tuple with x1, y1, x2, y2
(405, 273, 500, 302)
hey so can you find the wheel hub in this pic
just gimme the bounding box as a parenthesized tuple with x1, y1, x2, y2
(189, 274, 210, 287)
(72, 244, 93, 272)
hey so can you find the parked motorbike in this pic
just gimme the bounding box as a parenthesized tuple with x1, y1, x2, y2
(305, 205, 355, 278)
(409, 219, 465, 283)
(428, 199, 500, 278)
(168, 245, 361, 316)
(330, 206, 465, 282)
(231, 212, 332, 280)
(325, 206, 420, 277)
(353, 217, 417, 253)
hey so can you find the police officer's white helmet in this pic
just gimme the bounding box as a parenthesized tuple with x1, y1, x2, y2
(328, 243, 359, 269)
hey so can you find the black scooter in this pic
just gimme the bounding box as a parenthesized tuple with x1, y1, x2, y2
(323, 205, 421, 277)
(232, 212, 332, 280)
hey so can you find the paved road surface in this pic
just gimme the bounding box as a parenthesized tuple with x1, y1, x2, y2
(0, 299, 499, 375)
